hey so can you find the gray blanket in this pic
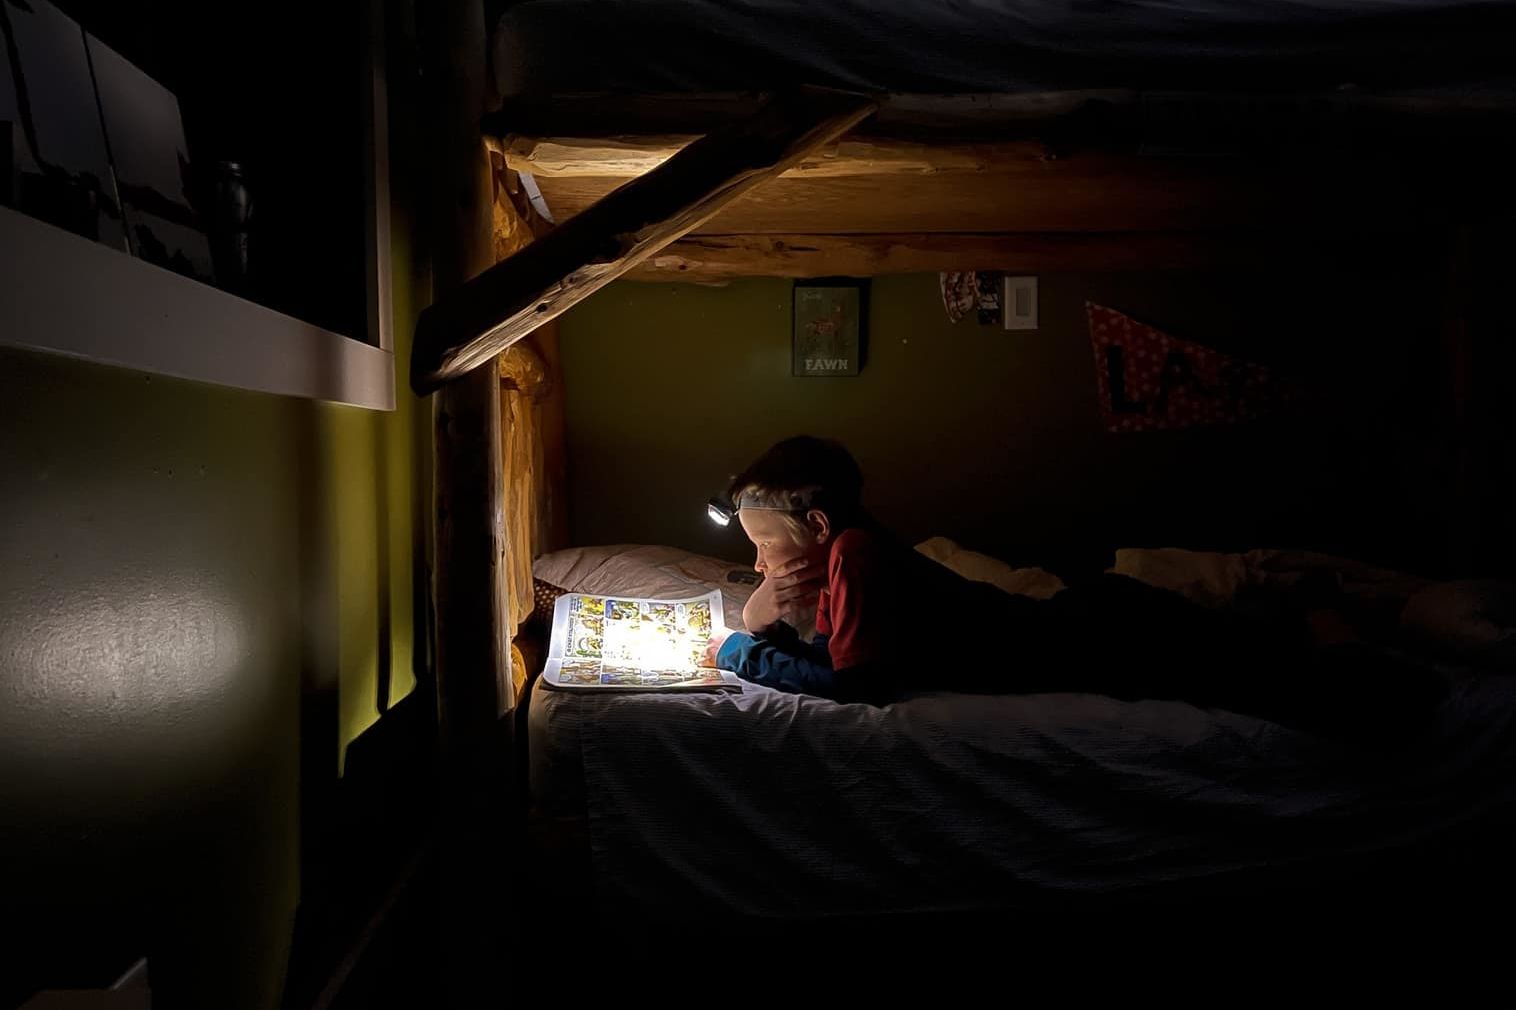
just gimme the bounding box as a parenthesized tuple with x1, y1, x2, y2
(530, 668, 1516, 918)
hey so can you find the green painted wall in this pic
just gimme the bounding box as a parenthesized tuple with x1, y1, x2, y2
(1, 351, 298, 1006)
(0, 218, 428, 1010)
(329, 223, 428, 761)
(559, 268, 1441, 572)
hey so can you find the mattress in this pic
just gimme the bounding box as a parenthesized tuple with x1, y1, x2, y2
(494, 0, 1516, 99)
(528, 544, 1516, 919)
(532, 672, 1516, 918)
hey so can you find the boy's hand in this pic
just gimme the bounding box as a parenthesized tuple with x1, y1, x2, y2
(743, 556, 825, 633)
(702, 629, 732, 668)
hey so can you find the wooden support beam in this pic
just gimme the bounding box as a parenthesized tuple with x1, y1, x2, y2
(503, 134, 1052, 178)
(486, 90, 1128, 142)
(533, 158, 1436, 236)
(419, 0, 512, 999)
(411, 87, 876, 392)
(485, 138, 555, 243)
(528, 322, 570, 554)
(424, 2, 510, 732)
(487, 146, 570, 554)
(624, 231, 1431, 282)
(625, 232, 1271, 282)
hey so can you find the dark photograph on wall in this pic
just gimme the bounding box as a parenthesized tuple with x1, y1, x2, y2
(86, 30, 213, 283)
(0, 0, 126, 248)
(792, 279, 865, 377)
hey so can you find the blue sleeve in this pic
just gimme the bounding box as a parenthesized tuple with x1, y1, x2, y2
(716, 629, 836, 695)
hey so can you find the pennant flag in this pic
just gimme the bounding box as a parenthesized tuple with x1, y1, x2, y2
(1087, 303, 1295, 433)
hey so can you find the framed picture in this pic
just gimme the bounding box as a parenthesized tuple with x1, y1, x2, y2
(1, 0, 127, 249)
(793, 279, 866, 377)
(87, 34, 214, 283)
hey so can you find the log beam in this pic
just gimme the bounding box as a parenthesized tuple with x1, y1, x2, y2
(485, 90, 1129, 142)
(625, 232, 1272, 282)
(411, 88, 876, 393)
(502, 134, 1052, 178)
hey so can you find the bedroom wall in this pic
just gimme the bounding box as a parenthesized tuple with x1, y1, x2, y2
(557, 264, 1451, 575)
(0, 116, 430, 1010)
(1, 350, 303, 1007)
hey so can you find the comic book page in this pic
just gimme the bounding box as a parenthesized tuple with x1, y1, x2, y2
(540, 589, 741, 692)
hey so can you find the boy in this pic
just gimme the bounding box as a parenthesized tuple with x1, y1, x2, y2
(706, 436, 1445, 741)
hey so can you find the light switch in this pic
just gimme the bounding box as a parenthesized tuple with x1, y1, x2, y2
(1003, 276, 1038, 331)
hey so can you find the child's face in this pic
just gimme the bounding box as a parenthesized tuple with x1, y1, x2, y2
(738, 508, 829, 576)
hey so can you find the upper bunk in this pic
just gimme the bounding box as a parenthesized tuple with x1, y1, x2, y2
(486, 0, 1516, 263)
(411, 0, 1516, 390)
(494, 0, 1516, 101)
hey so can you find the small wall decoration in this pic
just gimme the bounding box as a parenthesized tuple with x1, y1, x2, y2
(1087, 303, 1298, 432)
(793, 280, 865, 377)
(974, 271, 1003, 326)
(938, 270, 1005, 325)
(939, 271, 976, 323)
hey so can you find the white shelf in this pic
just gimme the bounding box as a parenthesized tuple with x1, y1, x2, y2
(0, 206, 395, 410)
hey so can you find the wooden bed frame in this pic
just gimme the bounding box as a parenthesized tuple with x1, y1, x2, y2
(413, 0, 1516, 948)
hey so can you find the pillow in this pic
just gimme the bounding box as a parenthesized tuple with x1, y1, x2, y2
(528, 577, 570, 630)
(1400, 580, 1516, 667)
(533, 544, 759, 633)
(915, 537, 1065, 600)
(1112, 545, 1436, 629)
(1111, 547, 1247, 610)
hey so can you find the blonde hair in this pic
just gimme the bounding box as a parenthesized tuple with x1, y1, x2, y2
(731, 484, 815, 545)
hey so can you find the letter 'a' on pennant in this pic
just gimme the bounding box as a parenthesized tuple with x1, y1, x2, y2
(1086, 303, 1298, 433)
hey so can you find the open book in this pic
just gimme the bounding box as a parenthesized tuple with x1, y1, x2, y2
(541, 589, 742, 692)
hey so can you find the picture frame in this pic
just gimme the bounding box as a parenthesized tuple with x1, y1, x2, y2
(792, 278, 866, 377)
(87, 33, 214, 283)
(0, 0, 395, 410)
(0, 0, 127, 249)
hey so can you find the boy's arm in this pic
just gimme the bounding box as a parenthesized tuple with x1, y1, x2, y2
(716, 624, 836, 695)
(716, 628, 903, 705)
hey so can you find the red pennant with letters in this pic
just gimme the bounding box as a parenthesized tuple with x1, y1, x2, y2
(1087, 303, 1293, 433)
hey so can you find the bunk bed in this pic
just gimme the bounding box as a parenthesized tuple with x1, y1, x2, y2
(521, 543, 1516, 921)
(416, 0, 1516, 925)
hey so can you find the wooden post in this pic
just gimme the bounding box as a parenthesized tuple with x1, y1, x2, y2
(423, 0, 509, 743)
(501, 133, 1053, 178)
(528, 322, 570, 553)
(419, 0, 511, 1002)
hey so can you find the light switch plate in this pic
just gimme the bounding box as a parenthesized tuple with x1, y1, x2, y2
(1003, 276, 1038, 331)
